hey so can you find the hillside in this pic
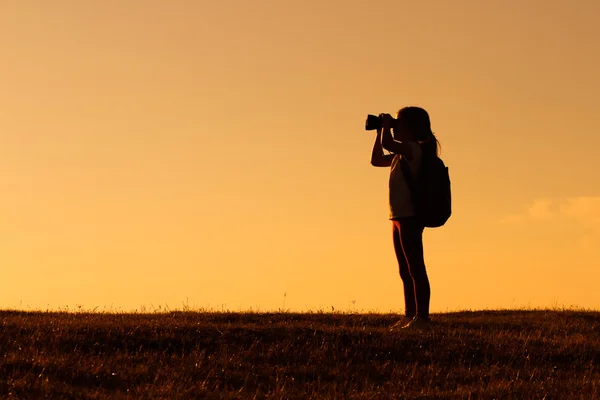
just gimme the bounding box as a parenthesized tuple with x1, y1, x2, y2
(1, 309, 599, 399)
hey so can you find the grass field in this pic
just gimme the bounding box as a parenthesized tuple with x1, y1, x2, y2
(1, 309, 599, 399)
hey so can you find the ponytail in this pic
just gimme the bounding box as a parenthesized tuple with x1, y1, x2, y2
(420, 131, 440, 157)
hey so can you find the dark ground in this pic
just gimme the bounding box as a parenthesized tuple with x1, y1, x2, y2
(1, 309, 599, 399)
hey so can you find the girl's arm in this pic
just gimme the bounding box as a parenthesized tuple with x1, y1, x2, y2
(380, 115, 413, 159)
(371, 127, 394, 167)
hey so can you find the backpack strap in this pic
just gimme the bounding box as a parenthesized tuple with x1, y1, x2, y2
(399, 155, 419, 211)
(399, 157, 416, 191)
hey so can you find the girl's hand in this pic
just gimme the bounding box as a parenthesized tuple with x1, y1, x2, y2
(381, 113, 393, 130)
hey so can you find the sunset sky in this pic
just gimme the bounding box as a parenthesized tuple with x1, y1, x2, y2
(2, 0, 599, 313)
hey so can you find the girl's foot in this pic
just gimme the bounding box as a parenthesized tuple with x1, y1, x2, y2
(402, 316, 432, 329)
(389, 316, 415, 331)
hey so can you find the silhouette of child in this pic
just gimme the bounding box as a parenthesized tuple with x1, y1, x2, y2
(370, 107, 440, 329)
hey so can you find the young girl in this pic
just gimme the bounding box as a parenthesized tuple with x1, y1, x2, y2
(370, 107, 440, 329)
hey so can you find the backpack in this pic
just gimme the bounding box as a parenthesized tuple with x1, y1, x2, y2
(399, 149, 452, 228)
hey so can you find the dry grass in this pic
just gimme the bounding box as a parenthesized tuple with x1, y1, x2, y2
(1, 309, 599, 399)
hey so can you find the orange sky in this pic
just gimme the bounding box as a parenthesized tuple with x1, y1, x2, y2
(1, 0, 599, 312)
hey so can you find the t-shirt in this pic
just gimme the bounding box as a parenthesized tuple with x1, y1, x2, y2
(389, 142, 422, 220)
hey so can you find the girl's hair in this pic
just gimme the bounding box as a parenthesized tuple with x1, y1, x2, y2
(396, 106, 440, 157)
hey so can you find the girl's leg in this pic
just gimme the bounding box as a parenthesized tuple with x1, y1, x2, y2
(398, 218, 430, 319)
(392, 221, 416, 318)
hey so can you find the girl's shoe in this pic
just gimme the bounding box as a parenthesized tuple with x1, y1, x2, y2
(389, 316, 415, 331)
(402, 316, 432, 329)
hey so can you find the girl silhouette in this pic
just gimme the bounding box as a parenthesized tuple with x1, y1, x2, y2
(370, 107, 440, 329)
